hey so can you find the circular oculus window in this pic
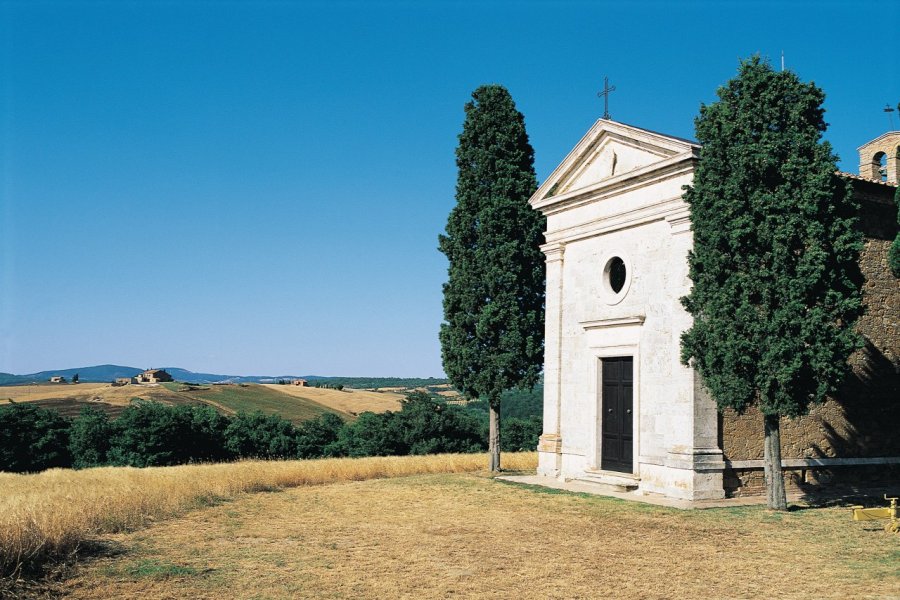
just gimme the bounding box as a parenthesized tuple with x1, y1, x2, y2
(601, 254, 631, 305)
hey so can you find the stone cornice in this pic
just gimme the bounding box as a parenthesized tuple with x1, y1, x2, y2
(580, 316, 646, 330)
(665, 206, 692, 234)
(543, 195, 687, 246)
(856, 130, 900, 150)
(530, 119, 699, 208)
(540, 242, 566, 262)
(531, 151, 697, 216)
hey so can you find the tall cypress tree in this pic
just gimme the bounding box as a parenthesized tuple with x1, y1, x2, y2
(680, 57, 863, 510)
(438, 85, 545, 472)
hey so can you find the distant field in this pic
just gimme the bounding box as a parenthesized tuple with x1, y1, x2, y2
(371, 383, 460, 399)
(0, 383, 196, 418)
(0, 382, 346, 423)
(176, 384, 348, 422)
(263, 384, 404, 414)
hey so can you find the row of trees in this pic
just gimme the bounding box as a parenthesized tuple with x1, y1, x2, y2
(0, 392, 542, 473)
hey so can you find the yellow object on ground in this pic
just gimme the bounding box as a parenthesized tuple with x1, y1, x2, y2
(852, 496, 898, 533)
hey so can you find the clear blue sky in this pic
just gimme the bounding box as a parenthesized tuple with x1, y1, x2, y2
(2, 1, 897, 377)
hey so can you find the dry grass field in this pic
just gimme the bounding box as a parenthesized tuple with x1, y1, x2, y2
(177, 384, 347, 422)
(0, 383, 113, 403)
(47, 472, 899, 600)
(5, 453, 897, 599)
(0, 383, 196, 418)
(0, 453, 536, 590)
(263, 384, 404, 414)
(0, 382, 349, 423)
(0, 382, 190, 406)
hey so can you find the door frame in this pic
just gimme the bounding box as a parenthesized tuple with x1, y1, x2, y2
(588, 345, 639, 475)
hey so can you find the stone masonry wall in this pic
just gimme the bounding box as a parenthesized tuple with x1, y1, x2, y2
(721, 185, 899, 495)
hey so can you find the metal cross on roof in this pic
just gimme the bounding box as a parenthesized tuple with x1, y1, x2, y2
(598, 76, 616, 120)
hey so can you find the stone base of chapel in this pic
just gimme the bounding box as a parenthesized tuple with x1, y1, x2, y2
(537, 447, 728, 501)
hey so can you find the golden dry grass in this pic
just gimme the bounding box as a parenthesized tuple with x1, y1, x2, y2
(57, 473, 899, 600)
(262, 384, 404, 414)
(1, 383, 349, 423)
(0, 383, 135, 404)
(0, 453, 536, 582)
(0, 382, 203, 414)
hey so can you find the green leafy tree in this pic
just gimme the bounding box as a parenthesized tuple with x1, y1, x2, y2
(184, 404, 232, 463)
(501, 415, 542, 452)
(107, 401, 196, 467)
(395, 391, 484, 455)
(330, 411, 404, 457)
(680, 57, 863, 509)
(295, 412, 345, 458)
(438, 84, 545, 471)
(223, 411, 299, 460)
(0, 402, 72, 472)
(69, 406, 113, 468)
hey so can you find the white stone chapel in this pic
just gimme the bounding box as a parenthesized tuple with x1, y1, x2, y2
(529, 119, 727, 501)
(528, 118, 899, 502)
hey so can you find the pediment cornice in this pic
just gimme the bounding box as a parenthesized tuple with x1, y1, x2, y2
(530, 119, 699, 216)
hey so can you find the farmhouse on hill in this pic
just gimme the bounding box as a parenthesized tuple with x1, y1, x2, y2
(49, 376, 66, 383)
(135, 369, 173, 383)
(529, 119, 898, 501)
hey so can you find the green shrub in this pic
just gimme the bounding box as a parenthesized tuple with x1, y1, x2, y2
(107, 402, 197, 467)
(223, 411, 300, 460)
(295, 413, 345, 459)
(331, 392, 486, 457)
(501, 416, 542, 452)
(0, 402, 72, 472)
(69, 406, 113, 468)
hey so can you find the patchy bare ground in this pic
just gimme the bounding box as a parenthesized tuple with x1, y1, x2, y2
(0, 383, 196, 418)
(55, 474, 899, 599)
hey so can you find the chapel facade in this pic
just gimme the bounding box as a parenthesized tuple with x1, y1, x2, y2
(529, 119, 899, 501)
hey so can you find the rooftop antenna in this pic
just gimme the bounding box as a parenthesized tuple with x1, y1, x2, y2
(597, 76, 616, 120)
(781, 50, 785, 71)
(885, 104, 896, 130)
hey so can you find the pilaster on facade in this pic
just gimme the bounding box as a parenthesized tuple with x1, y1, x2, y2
(541, 242, 566, 263)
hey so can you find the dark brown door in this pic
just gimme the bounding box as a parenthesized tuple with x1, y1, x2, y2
(600, 356, 633, 473)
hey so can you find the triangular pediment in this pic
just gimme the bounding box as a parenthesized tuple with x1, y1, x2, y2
(530, 120, 699, 208)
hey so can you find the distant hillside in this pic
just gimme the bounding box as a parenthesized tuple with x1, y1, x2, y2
(307, 377, 450, 389)
(0, 365, 307, 385)
(0, 365, 141, 386)
(0, 366, 449, 389)
(3, 381, 351, 424)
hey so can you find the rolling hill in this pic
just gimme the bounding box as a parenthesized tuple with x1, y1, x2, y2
(0, 365, 451, 387)
(1, 382, 352, 424)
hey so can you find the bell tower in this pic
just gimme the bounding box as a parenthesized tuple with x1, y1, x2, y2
(858, 131, 900, 184)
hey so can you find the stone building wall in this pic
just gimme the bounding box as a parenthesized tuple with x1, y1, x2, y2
(720, 181, 899, 496)
(858, 132, 900, 184)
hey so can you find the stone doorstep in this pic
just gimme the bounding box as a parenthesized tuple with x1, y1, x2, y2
(495, 475, 812, 510)
(575, 469, 640, 493)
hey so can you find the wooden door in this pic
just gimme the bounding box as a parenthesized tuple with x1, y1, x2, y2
(600, 356, 633, 473)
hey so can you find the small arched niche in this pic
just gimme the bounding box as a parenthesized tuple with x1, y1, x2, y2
(872, 151, 887, 181)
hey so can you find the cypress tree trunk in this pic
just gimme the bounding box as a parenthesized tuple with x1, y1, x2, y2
(488, 401, 501, 472)
(763, 414, 787, 510)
